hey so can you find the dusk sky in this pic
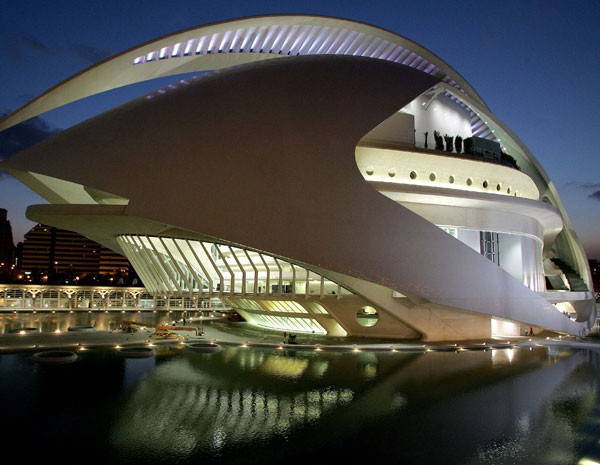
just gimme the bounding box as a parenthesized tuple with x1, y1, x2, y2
(1, 0, 599, 257)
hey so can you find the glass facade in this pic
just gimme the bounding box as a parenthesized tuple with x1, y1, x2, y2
(117, 235, 353, 299)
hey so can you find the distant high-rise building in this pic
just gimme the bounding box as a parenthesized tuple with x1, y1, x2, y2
(20, 224, 132, 281)
(0, 208, 16, 272)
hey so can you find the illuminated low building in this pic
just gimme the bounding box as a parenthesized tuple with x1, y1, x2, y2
(0, 15, 594, 341)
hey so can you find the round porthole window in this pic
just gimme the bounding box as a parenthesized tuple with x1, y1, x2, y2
(356, 306, 379, 327)
(429, 173, 436, 181)
(366, 166, 374, 176)
(466, 177, 473, 186)
(483, 180, 489, 188)
(448, 175, 455, 184)
(388, 168, 396, 177)
(496, 183, 502, 191)
(409, 171, 417, 180)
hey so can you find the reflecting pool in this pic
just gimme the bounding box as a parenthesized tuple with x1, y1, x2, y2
(2, 341, 600, 465)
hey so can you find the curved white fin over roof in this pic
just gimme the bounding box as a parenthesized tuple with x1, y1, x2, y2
(0, 14, 487, 131)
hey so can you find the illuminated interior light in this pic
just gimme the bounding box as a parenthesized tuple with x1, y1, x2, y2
(184, 39, 194, 55)
(578, 459, 600, 465)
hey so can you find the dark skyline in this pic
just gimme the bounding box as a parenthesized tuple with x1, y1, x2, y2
(1, 0, 599, 257)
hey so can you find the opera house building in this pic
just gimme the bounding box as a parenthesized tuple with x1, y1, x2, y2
(0, 15, 595, 341)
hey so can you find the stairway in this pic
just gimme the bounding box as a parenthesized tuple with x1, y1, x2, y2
(550, 258, 588, 291)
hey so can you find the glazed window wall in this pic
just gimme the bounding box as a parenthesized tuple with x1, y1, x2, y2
(480, 231, 500, 265)
(440, 226, 544, 292)
(225, 297, 330, 335)
(239, 312, 326, 335)
(117, 235, 352, 298)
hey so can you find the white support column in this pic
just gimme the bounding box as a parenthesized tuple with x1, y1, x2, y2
(243, 249, 259, 296)
(274, 258, 283, 297)
(259, 252, 271, 297)
(186, 240, 214, 298)
(158, 237, 191, 295)
(320, 275, 325, 299)
(228, 246, 246, 296)
(172, 239, 205, 296)
(291, 263, 297, 298)
(199, 242, 225, 298)
(305, 268, 309, 297)
(212, 244, 235, 297)
(128, 236, 169, 294)
(137, 236, 176, 295)
(148, 237, 184, 295)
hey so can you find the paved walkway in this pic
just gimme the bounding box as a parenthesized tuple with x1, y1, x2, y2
(1, 320, 599, 355)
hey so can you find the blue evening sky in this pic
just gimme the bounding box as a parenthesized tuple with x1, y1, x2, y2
(1, 0, 599, 258)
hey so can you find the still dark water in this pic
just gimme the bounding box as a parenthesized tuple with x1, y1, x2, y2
(2, 337, 600, 465)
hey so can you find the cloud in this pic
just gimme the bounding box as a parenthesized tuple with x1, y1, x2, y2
(565, 181, 600, 201)
(565, 181, 600, 190)
(2, 31, 110, 66)
(2, 31, 52, 64)
(70, 43, 110, 64)
(0, 114, 60, 178)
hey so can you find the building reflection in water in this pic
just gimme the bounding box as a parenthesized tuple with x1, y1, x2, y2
(104, 345, 600, 465)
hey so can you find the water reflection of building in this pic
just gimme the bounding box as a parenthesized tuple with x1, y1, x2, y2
(107, 345, 596, 464)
